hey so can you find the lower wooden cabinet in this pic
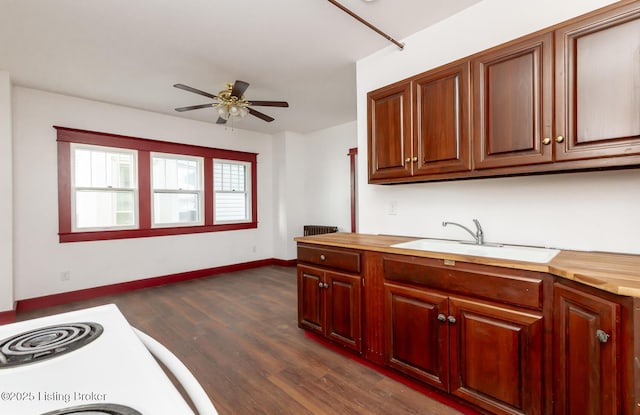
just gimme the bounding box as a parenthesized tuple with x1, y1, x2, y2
(296, 241, 638, 414)
(298, 264, 362, 353)
(553, 283, 620, 415)
(384, 282, 450, 388)
(384, 281, 544, 415)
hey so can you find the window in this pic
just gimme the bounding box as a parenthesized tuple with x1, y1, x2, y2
(152, 154, 203, 227)
(56, 126, 257, 242)
(214, 160, 251, 223)
(71, 144, 137, 230)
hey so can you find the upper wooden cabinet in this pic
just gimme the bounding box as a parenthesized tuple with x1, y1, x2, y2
(368, 81, 412, 181)
(412, 61, 471, 176)
(555, 2, 640, 161)
(368, 61, 471, 183)
(367, 0, 640, 183)
(473, 33, 554, 169)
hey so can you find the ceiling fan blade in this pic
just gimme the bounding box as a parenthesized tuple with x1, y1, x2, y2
(216, 117, 227, 124)
(231, 80, 250, 98)
(248, 107, 275, 123)
(174, 84, 218, 100)
(248, 100, 289, 107)
(174, 103, 214, 112)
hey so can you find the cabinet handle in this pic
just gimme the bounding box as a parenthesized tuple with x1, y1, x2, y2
(405, 157, 411, 163)
(437, 313, 447, 323)
(596, 329, 610, 343)
(412, 156, 418, 162)
(319, 254, 326, 261)
(542, 137, 551, 145)
(447, 316, 456, 324)
(555, 135, 565, 143)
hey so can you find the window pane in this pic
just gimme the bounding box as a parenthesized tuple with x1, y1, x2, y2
(152, 156, 200, 190)
(215, 192, 247, 222)
(214, 162, 246, 191)
(75, 190, 135, 228)
(74, 147, 134, 189)
(213, 160, 250, 223)
(153, 192, 200, 225)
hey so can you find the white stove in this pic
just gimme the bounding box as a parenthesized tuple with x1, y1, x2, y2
(0, 304, 218, 415)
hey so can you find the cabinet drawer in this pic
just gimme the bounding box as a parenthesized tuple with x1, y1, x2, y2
(383, 256, 544, 310)
(297, 245, 361, 274)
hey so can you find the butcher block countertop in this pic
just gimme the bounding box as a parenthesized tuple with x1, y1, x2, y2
(294, 232, 640, 298)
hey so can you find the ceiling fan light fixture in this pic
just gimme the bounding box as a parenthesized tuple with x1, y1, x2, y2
(174, 80, 287, 124)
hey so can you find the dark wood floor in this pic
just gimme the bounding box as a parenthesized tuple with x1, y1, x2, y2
(19, 266, 469, 415)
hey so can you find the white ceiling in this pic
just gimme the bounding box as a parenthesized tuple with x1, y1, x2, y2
(0, 0, 481, 134)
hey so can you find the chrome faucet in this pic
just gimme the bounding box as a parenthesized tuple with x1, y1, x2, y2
(442, 219, 484, 245)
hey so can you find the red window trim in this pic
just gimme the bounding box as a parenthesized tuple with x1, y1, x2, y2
(348, 147, 357, 233)
(56, 126, 258, 243)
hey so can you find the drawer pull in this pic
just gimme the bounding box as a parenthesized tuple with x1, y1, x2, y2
(319, 254, 326, 261)
(596, 329, 610, 343)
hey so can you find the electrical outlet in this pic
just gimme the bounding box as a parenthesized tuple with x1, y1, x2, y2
(61, 271, 71, 281)
(388, 201, 398, 215)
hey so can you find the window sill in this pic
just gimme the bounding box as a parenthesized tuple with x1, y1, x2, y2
(59, 222, 258, 243)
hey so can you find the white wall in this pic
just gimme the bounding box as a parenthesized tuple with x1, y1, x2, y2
(0, 71, 13, 311)
(357, 0, 640, 254)
(12, 87, 277, 300)
(304, 121, 357, 232)
(271, 131, 308, 260)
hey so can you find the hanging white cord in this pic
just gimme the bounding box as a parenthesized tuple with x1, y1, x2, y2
(132, 327, 219, 415)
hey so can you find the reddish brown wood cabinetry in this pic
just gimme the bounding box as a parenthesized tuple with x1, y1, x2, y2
(554, 2, 640, 162)
(553, 283, 621, 415)
(367, 81, 412, 181)
(473, 33, 554, 169)
(367, 1, 640, 183)
(412, 61, 472, 176)
(296, 239, 640, 414)
(384, 282, 450, 389)
(368, 61, 471, 183)
(383, 258, 545, 415)
(297, 245, 362, 353)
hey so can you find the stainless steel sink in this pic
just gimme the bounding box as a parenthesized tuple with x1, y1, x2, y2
(390, 239, 560, 263)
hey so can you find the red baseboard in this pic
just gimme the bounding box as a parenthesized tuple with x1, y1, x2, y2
(16, 258, 297, 313)
(0, 308, 17, 325)
(304, 331, 482, 415)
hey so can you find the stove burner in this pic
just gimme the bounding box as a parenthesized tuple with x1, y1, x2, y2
(40, 403, 142, 415)
(0, 322, 103, 368)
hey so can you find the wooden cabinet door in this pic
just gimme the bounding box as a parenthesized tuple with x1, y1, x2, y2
(384, 282, 449, 390)
(553, 283, 620, 415)
(448, 296, 544, 415)
(554, 3, 640, 161)
(297, 265, 324, 336)
(325, 271, 362, 353)
(413, 61, 471, 175)
(367, 81, 412, 181)
(473, 33, 554, 169)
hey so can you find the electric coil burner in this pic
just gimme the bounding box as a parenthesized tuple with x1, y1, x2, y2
(41, 403, 142, 414)
(0, 322, 103, 368)
(0, 304, 218, 415)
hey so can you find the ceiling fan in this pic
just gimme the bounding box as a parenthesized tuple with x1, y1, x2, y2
(173, 80, 289, 124)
